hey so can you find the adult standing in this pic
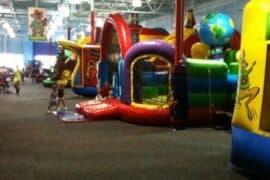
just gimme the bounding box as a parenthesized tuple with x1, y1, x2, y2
(13, 66, 22, 95)
(53, 45, 67, 80)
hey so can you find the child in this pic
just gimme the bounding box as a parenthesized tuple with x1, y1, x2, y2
(47, 85, 58, 113)
(168, 91, 185, 131)
(57, 82, 67, 111)
(108, 90, 114, 99)
(95, 81, 111, 100)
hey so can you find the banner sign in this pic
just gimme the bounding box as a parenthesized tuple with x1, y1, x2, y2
(28, 7, 48, 41)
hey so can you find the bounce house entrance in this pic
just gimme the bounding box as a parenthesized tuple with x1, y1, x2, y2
(131, 55, 172, 108)
(260, 44, 270, 132)
(107, 29, 121, 97)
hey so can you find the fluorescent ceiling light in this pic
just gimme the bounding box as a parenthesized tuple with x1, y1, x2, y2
(68, 0, 88, 5)
(58, 4, 70, 17)
(132, 0, 142, 7)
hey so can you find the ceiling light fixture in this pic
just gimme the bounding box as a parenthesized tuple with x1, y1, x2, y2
(132, 0, 142, 7)
(0, 20, 16, 38)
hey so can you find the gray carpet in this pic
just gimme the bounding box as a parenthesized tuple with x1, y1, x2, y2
(0, 79, 250, 179)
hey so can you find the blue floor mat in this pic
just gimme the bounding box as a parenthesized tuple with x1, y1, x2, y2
(52, 110, 87, 123)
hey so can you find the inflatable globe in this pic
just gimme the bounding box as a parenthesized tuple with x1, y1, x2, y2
(197, 13, 235, 47)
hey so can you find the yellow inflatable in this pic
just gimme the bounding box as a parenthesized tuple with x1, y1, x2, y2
(190, 42, 210, 59)
(163, 28, 196, 47)
(232, 0, 270, 133)
(231, 0, 270, 176)
(57, 70, 71, 86)
(78, 36, 91, 45)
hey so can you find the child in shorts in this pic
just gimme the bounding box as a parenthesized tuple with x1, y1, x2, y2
(47, 85, 58, 113)
(57, 82, 67, 111)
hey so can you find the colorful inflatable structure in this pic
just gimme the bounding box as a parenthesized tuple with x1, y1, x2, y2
(42, 34, 95, 88)
(231, 0, 270, 177)
(184, 11, 239, 126)
(74, 9, 240, 126)
(74, 13, 175, 125)
(163, 9, 201, 58)
(42, 48, 76, 87)
(186, 59, 233, 125)
(56, 40, 100, 96)
(76, 40, 174, 125)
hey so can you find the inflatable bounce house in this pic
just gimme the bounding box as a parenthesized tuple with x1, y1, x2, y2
(74, 4, 241, 126)
(184, 11, 240, 125)
(42, 24, 100, 89)
(74, 13, 175, 125)
(44, 13, 102, 95)
(54, 40, 100, 96)
(160, 9, 240, 126)
(231, 0, 270, 177)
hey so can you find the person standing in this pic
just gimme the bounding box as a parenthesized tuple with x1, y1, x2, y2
(53, 45, 67, 80)
(56, 82, 66, 111)
(47, 85, 58, 113)
(13, 66, 22, 95)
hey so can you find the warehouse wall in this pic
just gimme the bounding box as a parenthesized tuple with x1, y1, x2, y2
(0, 34, 33, 60)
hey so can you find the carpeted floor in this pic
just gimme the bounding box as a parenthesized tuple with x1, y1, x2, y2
(0, 79, 251, 179)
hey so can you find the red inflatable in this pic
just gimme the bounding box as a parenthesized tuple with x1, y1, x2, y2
(120, 104, 170, 126)
(76, 98, 171, 125)
(100, 13, 133, 60)
(82, 99, 121, 120)
(76, 99, 102, 114)
(229, 30, 241, 50)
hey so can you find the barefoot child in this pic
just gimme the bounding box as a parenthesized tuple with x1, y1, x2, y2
(47, 85, 58, 113)
(57, 82, 67, 111)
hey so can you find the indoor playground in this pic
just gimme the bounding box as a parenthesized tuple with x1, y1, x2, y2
(0, 0, 269, 179)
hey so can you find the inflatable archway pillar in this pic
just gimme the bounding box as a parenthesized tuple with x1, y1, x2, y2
(99, 13, 133, 97)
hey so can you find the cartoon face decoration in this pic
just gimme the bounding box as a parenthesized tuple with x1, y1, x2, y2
(86, 60, 96, 79)
(30, 8, 47, 37)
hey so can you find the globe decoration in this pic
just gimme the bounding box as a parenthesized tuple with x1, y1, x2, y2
(197, 13, 235, 47)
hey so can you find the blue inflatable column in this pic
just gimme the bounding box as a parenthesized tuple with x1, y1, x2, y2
(98, 60, 108, 87)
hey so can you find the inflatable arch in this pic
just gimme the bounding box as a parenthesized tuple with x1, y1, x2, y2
(99, 13, 133, 97)
(123, 40, 174, 105)
(100, 13, 133, 60)
(119, 40, 174, 125)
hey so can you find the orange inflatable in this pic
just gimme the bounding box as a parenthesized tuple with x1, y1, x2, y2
(191, 42, 210, 59)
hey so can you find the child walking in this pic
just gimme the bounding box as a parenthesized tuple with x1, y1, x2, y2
(47, 85, 58, 113)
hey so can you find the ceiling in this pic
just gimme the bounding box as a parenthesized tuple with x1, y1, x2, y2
(0, 0, 175, 35)
(0, 0, 232, 37)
